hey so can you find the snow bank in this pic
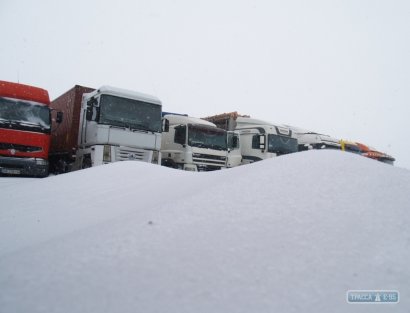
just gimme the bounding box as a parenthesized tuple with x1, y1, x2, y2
(1, 150, 409, 313)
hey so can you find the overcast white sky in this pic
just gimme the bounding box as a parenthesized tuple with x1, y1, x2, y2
(1, 0, 409, 169)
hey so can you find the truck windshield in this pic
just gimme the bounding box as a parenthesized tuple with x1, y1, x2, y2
(188, 124, 227, 150)
(99, 95, 161, 132)
(267, 134, 298, 155)
(0, 97, 50, 133)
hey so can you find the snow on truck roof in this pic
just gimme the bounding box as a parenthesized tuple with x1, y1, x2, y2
(235, 116, 276, 126)
(284, 125, 340, 142)
(235, 116, 293, 130)
(164, 114, 217, 127)
(88, 85, 161, 105)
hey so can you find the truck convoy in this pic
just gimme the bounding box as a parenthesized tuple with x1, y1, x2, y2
(1, 80, 397, 177)
(49, 85, 162, 173)
(0, 80, 61, 177)
(161, 114, 229, 171)
(204, 112, 298, 164)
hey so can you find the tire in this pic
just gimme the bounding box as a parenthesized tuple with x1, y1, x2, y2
(161, 158, 177, 168)
(82, 156, 92, 169)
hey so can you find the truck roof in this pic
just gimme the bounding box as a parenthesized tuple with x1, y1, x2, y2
(87, 85, 161, 105)
(284, 124, 340, 143)
(0, 80, 50, 105)
(162, 112, 188, 117)
(203, 112, 249, 130)
(237, 124, 293, 137)
(164, 114, 217, 127)
(235, 116, 277, 127)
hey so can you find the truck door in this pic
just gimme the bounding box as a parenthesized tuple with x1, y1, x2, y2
(227, 131, 241, 167)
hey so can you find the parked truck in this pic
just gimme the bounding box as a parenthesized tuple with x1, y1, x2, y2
(355, 142, 395, 165)
(49, 85, 162, 173)
(285, 126, 341, 151)
(161, 114, 229, 171)
(0, 80, 61, 177)
(204, 112, 298, 164)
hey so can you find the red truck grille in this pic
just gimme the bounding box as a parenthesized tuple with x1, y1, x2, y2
(0, 143, 42, 153)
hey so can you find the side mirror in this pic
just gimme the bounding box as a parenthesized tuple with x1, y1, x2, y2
(86, 97, 99, 121)
(56, 111, 63, 124)
(87, 97, 98, 107)
(162, 118, 169, 132)
(86, 106, 100, 121)
(259, 134, 266, 150)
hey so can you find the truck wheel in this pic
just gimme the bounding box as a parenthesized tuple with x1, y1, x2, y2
(37, 167, 49, 178)
(161, 158, 177, 168)
(82, 156, 92, 169)
(56, 159, 68, 174)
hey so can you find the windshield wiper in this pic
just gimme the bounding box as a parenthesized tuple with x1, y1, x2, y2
(0, 119, 48, 130)
(191, 142, 207, 148)
(130, 124, 153, 133)
(17, 120, 43, 126)
(17, 120, 49, 130)
(207, 143, 226, 150)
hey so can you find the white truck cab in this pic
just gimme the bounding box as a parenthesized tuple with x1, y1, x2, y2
(161, 114, 228, 171)
(235, 117, 298, 164)
(203, 113, 298, 165)
(75, 86, 162, 169)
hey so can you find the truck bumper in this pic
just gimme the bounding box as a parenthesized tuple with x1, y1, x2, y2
(0, 156, 49, 177)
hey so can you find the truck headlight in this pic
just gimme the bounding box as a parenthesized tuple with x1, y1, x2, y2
(35, 158, 48, 166)
(103, 145, 111, 162)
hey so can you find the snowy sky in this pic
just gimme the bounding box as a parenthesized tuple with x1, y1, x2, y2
(1, 0, 409, 169)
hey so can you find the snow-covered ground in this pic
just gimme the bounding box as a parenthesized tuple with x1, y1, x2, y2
(1, 150, 409, 313)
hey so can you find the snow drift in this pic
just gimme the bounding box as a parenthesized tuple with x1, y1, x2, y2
(1, 150, 410, 313)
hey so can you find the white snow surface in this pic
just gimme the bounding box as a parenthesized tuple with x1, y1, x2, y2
(1, 150, 410, 313)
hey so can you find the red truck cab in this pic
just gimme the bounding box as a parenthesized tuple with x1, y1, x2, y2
(0, 80, 53, 177)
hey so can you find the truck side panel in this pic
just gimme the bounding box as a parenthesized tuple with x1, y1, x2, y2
(50, 85, 94, 156)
